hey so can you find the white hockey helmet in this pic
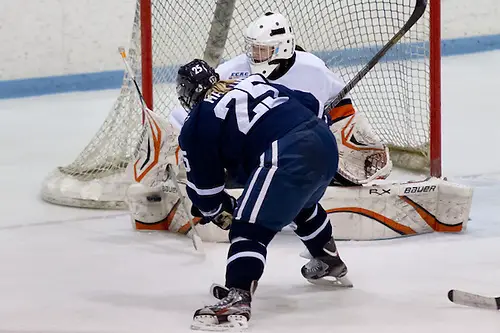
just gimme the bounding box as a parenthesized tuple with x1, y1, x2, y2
(244, 12, 295, 77)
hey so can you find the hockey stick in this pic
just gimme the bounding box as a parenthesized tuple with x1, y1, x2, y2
(323, 0, 428, 112)
(118, 47, 148, 120)
(118, 47, 204, 253)
(166, 164, 204, 253)
(448, 290, 500, 311)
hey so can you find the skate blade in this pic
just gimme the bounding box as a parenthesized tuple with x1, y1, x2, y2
(306, 275, 353, 288)
(191, 315, 248, 332)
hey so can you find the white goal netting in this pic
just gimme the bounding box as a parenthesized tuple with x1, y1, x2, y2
(41, 0, 436, 209)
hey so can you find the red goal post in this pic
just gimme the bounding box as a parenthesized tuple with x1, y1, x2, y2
(429, 0, 441, 177)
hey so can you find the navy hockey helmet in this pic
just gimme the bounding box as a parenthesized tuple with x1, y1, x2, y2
(176, 59, 219, 111)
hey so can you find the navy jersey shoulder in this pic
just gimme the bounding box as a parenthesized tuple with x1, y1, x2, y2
(267, 80, 323, 118)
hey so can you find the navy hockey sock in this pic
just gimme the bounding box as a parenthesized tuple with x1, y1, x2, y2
(293, 204, 333, 258)
(225, 221, 276, 291)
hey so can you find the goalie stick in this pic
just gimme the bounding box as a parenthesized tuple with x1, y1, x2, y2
(118, 47, 204, 253)
(166, 164, 205, 253)
(448, 290, 500, 311)
(323, 0, 428, 113)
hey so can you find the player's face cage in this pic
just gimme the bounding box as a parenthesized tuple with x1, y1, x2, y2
(245, 39, 276, 64)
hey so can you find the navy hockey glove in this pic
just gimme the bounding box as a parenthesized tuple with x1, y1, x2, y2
(191, 194, 237, 230)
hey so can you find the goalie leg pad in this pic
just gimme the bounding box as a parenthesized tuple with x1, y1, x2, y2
(126, 182, 230, 242)
(319, 177, 473, 240)
(125, 183, 177, 230)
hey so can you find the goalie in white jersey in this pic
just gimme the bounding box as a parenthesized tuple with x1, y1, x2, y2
(170, 12, 392, 185)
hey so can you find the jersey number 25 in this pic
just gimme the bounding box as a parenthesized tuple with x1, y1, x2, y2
(214, 76, 289, 134)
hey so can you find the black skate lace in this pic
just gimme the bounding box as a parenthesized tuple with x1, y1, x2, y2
(214, 289, 242, 308)
(305, 259, 324, 273)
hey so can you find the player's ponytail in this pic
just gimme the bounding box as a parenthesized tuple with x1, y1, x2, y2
(205, 80, 238, 97)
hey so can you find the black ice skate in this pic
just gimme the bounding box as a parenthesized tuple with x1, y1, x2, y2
(191, 287, 251, 331)
(301, 237, 353, 288)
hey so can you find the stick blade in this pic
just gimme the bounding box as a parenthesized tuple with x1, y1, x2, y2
(192, 233, 205, 254)
(448, 289, 500, 311)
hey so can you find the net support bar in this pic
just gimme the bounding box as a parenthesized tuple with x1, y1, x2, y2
(429, 0, 441, 177)
(140, 0, 154, 110)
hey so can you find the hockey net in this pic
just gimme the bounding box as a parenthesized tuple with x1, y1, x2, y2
(41, 0, 440, 209)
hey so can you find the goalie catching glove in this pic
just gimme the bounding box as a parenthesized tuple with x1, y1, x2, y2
(191, 194, 236, 230)
(327, 102, 392, 185)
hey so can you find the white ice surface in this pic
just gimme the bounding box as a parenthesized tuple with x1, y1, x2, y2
(1, 52, 500, 332)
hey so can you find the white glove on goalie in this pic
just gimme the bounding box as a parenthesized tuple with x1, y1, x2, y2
(330, 110, 392, 185)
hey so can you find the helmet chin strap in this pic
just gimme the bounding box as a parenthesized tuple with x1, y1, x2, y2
(254, 53, 297, 81)
(250, 61, 279, 78)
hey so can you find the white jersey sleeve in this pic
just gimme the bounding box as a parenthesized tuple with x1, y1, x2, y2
(215, 54, 251, 80)
(168, 106, 188, 132)
(322, 67, 350, 103)
(271, 51, 349, 109)
(297, 52, 349, 104)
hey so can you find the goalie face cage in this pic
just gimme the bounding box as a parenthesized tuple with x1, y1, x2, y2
(41, 0, 441, 209)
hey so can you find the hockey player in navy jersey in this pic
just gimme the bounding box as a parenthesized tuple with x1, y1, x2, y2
(176, 59, 350, 330)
